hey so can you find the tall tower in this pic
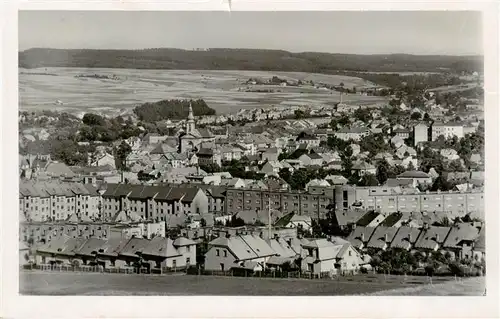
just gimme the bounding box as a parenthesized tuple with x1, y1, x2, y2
(186, 103, 195, 134)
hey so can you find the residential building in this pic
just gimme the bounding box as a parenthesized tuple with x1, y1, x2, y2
(442, 223, 481, 260)
(101, 184, 209, 223)
(396, 171, 432, 187)
(351, 161, 376, 176)
(298, 153, 324, 166)
(204, 234, 276, 271)
(302, 239, 364, 275)
(414, 226, 452, 251)
(431, 122, 464, 141)
(225, 187, 334, 220)
(334, 185, 484, 216)
(333, 127, 370, 141)
(19, 181, 101, 222)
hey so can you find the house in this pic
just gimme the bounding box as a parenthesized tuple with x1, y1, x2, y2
(356, 211, 386, 227)
(366, 227, 399, 251)
(140, 237, 195, 270)
(296, 135, 320, 148)
(414, 226, 452, 251)
(351, 161, 376, 176)
(305, 179, 330, 189)
(261, 148, 280, 162)
(301, 239, 364, 275)
(91, 153, 116, 169)
(396, 171, 432, 187)
(117, 237, 152, 266)
(36, 236, 86, 265)
(393, 128, 411, 139)
(298, 153, 324, 166)
(390, 227, 422, 250)
(74, 238, 107, 266)
(260, 161, 283, 176)
(95, 238, 130, 268)
(274, 212, 312, 233)
(346, 226, 376, 250)
(325, 175, 348, 185)
(266, 237, 299, 268)
(442, 223, 481, 260)
(204, 234, 276, 271)
(333, 127, 370, 141)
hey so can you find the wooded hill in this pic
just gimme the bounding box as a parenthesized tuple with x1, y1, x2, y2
(19, 48, 483, 74)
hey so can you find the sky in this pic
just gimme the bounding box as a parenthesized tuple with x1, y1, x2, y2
(18, 11, 483, 55)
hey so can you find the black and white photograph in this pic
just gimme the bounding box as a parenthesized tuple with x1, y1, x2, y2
(2, 4, 500, 316)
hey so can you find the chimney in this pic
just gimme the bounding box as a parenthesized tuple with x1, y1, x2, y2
(407, 233, 412, 242)
(435, 234, 439, 242)
(361, 233, 365, 242)
(384, 233, 388, 243)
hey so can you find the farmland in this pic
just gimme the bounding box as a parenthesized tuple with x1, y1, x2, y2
(19, 68, 389, 116)
(19, 271, 484, 296)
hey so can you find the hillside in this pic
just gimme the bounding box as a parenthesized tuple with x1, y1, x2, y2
(19, 48, 483, 74)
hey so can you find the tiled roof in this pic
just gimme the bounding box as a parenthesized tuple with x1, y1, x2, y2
(75, 238, 107, 256)
(415, 226, 452, 249)
(366, 227, 399, 249)
(398, 171, 430, 179)
(443, 223, 481, 249)
(118, 238, 151, 258)
(347, 226, 376, 248)
(141, 237, 181, 258)
(390, 226, 422, 250)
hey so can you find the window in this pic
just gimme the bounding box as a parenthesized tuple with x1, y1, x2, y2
(172, 260, 177, 268)
(187, 246, 190, 252)
(216, 249, 220, 256)
(223, 250, 227, 257)
(348, 250, 352, 256)
(186, 258, 191, 264)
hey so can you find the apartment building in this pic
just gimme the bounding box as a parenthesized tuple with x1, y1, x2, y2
(431, 122, 464, 141)
(20, 222, 111, 244)
(101, 184, 209, 222)
(334, 185, 484, 218)
(225, 187, 334, 219)
(19, 181, 101, 222)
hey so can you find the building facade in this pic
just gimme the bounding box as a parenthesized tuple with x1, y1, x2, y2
(225, 187, 334, 219)
(334, 185, 484, 218)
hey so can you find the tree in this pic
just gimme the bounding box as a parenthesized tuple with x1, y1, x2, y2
(115, 141, 132, 171)
(376, 159, 390, 185)
(430, 175, 454, 192)
(200, 218, 207, 227)
(353, 107, 372, 122)
(407, 161, 416, 171)
(358, 173, 379, 186)
(410, 112, 422, 120)
(82, 113, 106, 126)
(423, 112, 431, 121)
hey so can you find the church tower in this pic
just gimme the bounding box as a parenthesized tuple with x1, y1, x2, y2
(186, 103, 195, 134)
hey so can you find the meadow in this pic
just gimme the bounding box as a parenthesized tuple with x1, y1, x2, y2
(19, 271, 484, 296)
(19, 68, 389, 116)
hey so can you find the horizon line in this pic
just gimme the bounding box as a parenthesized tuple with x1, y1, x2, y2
(19, 46, 484, 58)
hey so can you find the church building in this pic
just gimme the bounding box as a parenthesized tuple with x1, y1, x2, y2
(179, 104, 215, 153)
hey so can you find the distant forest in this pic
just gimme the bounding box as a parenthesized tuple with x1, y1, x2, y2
(133, 99, 216, 122)
(19, 48, 483, 75)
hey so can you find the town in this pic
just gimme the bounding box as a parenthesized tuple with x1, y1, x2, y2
(19, 70, 486, 284)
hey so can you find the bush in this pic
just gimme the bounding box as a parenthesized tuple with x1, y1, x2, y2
(360, 266, 368, 274)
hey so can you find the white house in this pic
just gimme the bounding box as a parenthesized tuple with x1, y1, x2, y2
(301, 239, 364, 275)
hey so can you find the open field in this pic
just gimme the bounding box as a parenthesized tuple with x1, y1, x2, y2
(19, 271, 480, 296)
(368, 276, 486, 296)
(19, 68, 389, 116)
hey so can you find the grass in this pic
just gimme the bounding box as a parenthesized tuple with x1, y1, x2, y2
(19, 271, 473, 296)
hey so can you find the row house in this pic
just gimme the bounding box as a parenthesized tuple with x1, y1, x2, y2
(19, 181, 101, 222)
(334, 185, 484, 217)
(20, 221, 111, 245)
(225, 187, 333, 220)
(101, 184, 209, 223)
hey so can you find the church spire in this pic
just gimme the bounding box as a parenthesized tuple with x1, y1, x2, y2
(188, 103, 194, 121)
(186, 102, 195, 134)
